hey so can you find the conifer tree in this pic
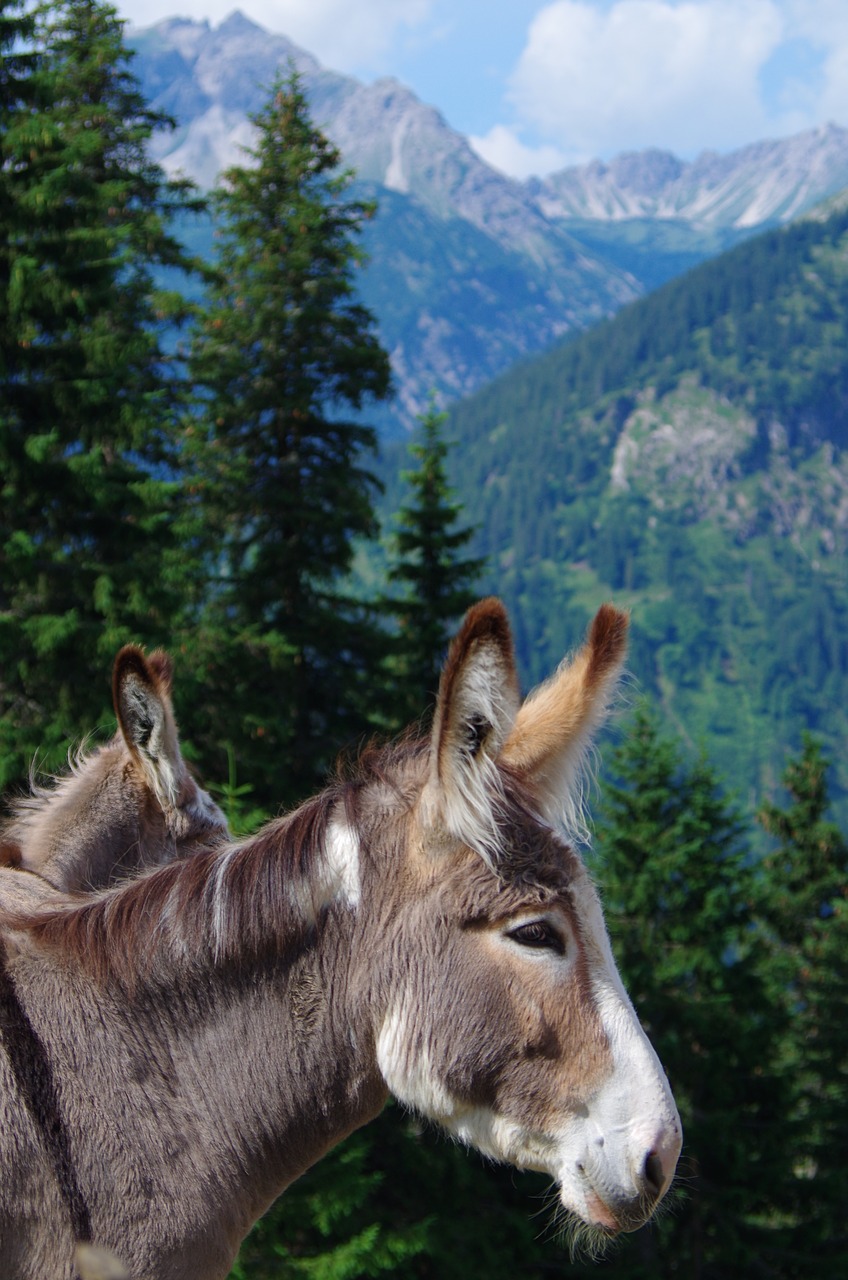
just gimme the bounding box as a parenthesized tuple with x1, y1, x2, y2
(585, 705, 788, 1279)
(0, 0, 205, 787)
(757, 737, 848, 1273)
(384, 398, 484, 724)
(184, 71, 391, 808)
(0, 0, 38, 257)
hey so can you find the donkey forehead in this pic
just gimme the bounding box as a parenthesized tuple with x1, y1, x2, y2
(397, 798, 583, 915)
(351, 748, 585, 914)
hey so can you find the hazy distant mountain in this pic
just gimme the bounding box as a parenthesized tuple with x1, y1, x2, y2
(531, 125, 848, 228)
(130, 12, 642, 430)
(130, 12, 848, 431)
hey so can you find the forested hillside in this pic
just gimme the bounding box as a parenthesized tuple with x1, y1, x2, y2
(426, 205, 848, 822)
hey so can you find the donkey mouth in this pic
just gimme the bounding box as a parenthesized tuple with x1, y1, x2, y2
(574, 1167, 660, 1235)
(583, 1189, 624, 1233)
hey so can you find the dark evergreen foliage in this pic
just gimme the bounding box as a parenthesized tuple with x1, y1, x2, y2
(583, 706, 788, 1279)
(383, 399, 485, 722)
(182, 71, 392, 808)
(0, 0, 206, 788)
(756, 738, 848, 1273)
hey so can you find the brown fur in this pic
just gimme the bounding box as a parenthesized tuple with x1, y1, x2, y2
(501, 604, 629, 833)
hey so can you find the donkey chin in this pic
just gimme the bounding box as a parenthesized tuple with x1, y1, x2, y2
(447, 1105, 678, 1240)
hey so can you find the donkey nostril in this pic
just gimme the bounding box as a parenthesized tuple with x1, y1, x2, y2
(643, 1150, 665, 1199)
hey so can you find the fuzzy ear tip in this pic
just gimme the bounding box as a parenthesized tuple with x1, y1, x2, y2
(112, 645, 151, 697)
(146, 650, 174, 693)
(459, 597, 512, 653)
(113, 646, 174, 697)
(588, 603, 629, 680)
(592, 601, 629, 635)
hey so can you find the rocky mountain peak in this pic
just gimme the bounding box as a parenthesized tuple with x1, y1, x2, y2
(607, 148, 686, 194)
(536, 125, 848, 227)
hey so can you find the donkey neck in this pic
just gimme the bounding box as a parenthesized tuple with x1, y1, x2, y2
(3, 813, 390, 1279)
(16, 747, 153, 892)
(117, 910, 387, 1244)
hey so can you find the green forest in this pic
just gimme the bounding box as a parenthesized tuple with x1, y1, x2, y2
(428, 200, 848, 829)
(0, 1, 846, 1277)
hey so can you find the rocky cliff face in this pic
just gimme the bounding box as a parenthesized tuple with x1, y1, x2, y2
(132, 11, 616, 271)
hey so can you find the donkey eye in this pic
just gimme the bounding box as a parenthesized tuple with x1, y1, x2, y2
(507, 920, 565, 955)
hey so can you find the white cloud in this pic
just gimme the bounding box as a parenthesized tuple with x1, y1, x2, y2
(119, 0, 433, 73)
(508, 0, 787, 158)
(816, 36, 848, 127)
(469, 123, 572, 179)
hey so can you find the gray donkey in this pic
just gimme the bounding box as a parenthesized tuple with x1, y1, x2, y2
(0, 645, 228, 904)
(0, 601, 681, 1279)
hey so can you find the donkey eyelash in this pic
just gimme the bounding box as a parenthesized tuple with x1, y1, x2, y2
(506, 920, 566, 956)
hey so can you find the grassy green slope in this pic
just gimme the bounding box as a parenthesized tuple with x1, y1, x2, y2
(428, 204, 848, 821)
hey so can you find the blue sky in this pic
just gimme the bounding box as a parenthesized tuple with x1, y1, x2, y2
(116, 0, 848, 177)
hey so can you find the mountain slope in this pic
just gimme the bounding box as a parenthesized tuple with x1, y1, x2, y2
(130, 13, 638, 431)
(432, 205, 848, 822)
(130, 13, 848, 435)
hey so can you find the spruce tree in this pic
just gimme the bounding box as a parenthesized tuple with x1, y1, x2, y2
(757, 737, 848, 1273)
(0, 0, 38, 262)
(385, 398, 484, 724)
(185, 71, 391, 808)
(0, 0, 205, 787)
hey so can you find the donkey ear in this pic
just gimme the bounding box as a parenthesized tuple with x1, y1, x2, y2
(500, 604, 628, 831)
(426, 599, 521, 862)
(113, 645, 183, 808)
(144, 649, 174, 695)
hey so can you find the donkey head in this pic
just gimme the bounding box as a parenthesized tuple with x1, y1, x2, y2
(372, 600, 681, 1241)
(8, 646, 227, 892)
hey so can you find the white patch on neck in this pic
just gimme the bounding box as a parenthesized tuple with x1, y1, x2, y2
(209, 842, 243, 958)
(206, 813, 360, 961)
(376, 1008, 457, 1121)
(321, 819, 361, 909)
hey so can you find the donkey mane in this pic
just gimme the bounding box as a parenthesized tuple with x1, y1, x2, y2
(6, 795, 333, 991)
(3, 737, 428, 989)
(1, 740, 112, 857)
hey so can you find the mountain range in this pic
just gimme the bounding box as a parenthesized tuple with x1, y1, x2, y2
(130, 12, 848, 432)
